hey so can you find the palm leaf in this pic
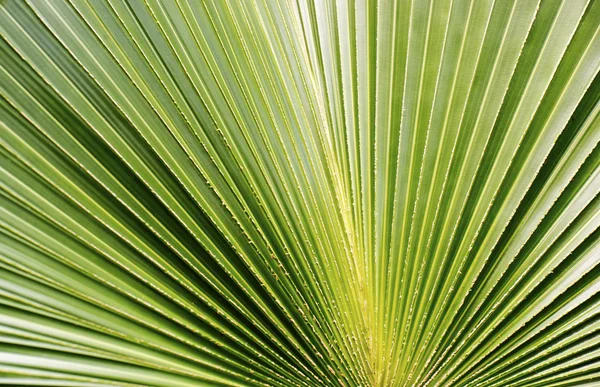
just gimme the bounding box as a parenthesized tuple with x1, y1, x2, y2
(0, 0, 599, 386)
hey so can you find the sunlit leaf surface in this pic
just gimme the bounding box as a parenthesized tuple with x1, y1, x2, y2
(1, 0, 599, 386)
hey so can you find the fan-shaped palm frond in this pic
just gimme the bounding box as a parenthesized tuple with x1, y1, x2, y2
(1, 0, 599, 386)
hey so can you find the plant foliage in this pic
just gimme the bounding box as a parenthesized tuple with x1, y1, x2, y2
(1, 0, 599, 386)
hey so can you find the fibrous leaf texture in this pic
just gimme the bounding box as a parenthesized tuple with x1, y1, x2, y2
(1, 0, 599, 386)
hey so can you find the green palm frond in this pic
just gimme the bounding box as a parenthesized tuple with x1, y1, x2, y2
(1, 0, 599, 386)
